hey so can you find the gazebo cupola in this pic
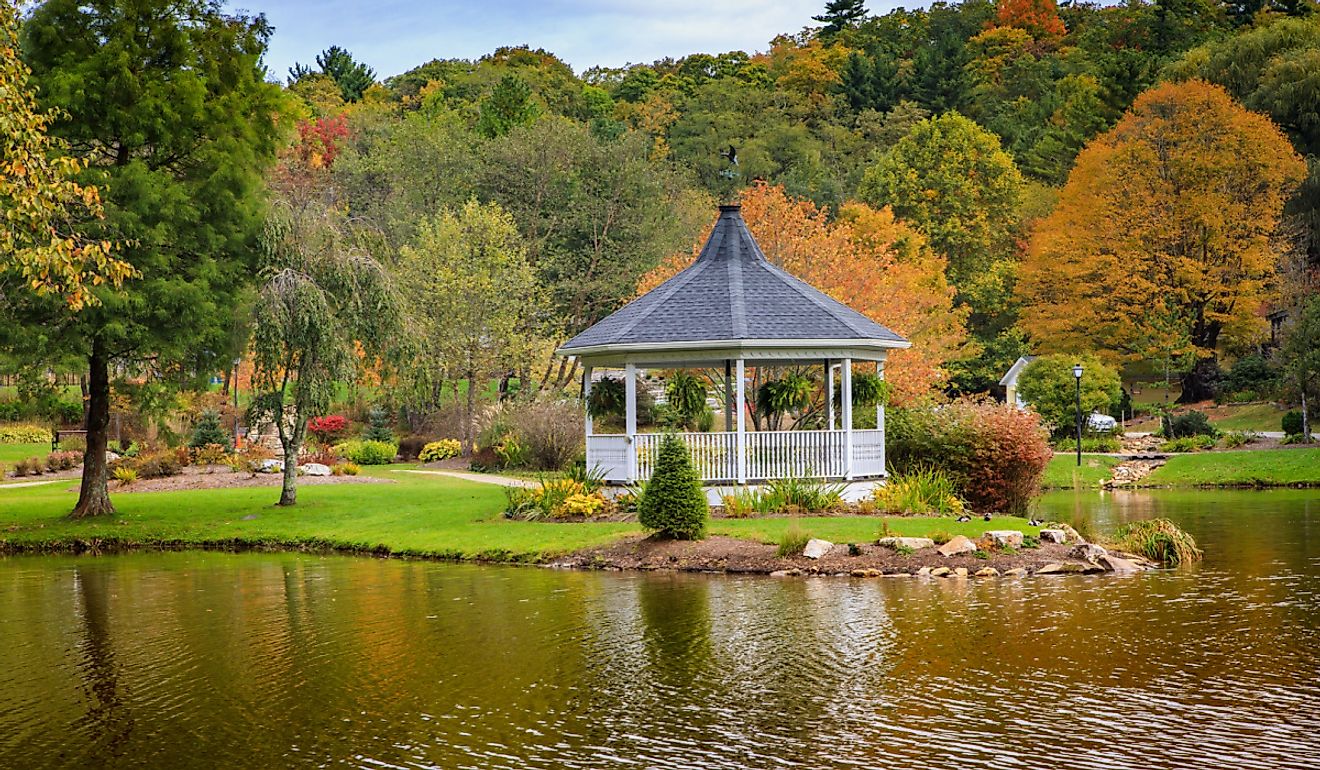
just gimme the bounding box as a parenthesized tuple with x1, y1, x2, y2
(557, 204, 910, 486)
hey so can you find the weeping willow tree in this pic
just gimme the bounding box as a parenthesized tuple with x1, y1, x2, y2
(250, 193, 401, 506)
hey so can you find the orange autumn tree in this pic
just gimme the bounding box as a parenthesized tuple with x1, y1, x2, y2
(639, 183, 967, 402)
(1017, 80, 1306, 402)
(993, 0, 1066, 44)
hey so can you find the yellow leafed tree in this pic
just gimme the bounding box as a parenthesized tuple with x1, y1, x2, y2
(1017, 80, 1306, 401)
(639, 183, 967, 402)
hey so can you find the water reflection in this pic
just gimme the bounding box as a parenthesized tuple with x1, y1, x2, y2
(0, 489, 1317, 769)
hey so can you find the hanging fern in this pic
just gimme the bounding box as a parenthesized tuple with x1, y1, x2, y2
(665, 371, 708, 423)
(757, 373, 814, 417)
(587, 376, 626, 418)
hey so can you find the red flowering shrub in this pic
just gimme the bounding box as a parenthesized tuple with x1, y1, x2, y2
(887, 398, 1052, 515)
(308, 414, 349, 444)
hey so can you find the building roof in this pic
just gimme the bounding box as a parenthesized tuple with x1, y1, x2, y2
(558, 204, 909, 357)
(999, 355, 1036, 387)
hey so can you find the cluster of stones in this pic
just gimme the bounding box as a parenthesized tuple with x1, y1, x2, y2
(1102, 458, 1166, 488)
(773, 525, 1150, 578)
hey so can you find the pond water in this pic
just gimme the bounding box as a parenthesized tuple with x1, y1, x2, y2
(2, 489, 1319, 769)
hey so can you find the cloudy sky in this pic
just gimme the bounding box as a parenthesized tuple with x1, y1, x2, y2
(240, 0, 876, 81)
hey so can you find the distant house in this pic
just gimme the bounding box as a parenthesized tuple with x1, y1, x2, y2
(999, 356, 1035, 409)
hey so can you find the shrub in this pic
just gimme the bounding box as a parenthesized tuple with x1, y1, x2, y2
(762, 475, 846, 513)
(11, 458, 34, 477)
(1282, 411, 1305, 436)
(507, 399, 581, 470)
(777, 522, 811, 557)
(1052, 435, 1121, 453)
(503, 478, 608, 520)
(1159, 435, 1215, 453)
(112, 466, 138, 486)
(192, 443, 230, 467)
(721, 487, 760, 518)
(0, 423, 53, 444)
(1224, 354, 1276, 396)
(1168, 410, 1215, 438)
(331, 462, 361, 476)
(564, 461, 607, 493)
(559, 492, 605, 518)
(130, 450, 183, 479)
(637, 434, 708, 539)
(1112, 518, 1202, 566)
(1219, 431, 1254, 449)
(1283, 432, 1312, 445)
(361, 407, 394, 442)
(307, 414, 350, 444)
(335, 440, 397, 465)
(419, 439, 462, 463)
(493, 434, 528, 469)
(45, 451, 80, 472)
(188, 411, 231, 449)
(874, 467, 965, 516)
(927, 529, 953, 545)
(888, 399, 1052, 515)
(1017, 353, 1121, 435)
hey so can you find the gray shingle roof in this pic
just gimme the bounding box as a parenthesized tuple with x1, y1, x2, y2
(559, 204, 909, 353)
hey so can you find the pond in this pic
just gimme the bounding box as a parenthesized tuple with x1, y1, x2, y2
(1, 489, 1318, 769)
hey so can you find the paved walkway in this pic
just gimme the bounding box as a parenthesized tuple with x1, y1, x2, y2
(393, 469, 537, 488)
(0, 480, 60, 491)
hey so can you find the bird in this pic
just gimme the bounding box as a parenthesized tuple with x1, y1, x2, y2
(720, 144, 738, 166)
(983, 513, 992, 522)
(1028, 517, 1042, 527)
(956, 515, 971, 523)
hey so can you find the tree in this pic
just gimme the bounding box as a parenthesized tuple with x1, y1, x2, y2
(1279, 295, 1320, 439)
(188, 411, 231, 449)
(859, 112, 1023, 286)
(291, 45, 375, 102)
(397, 200, 542, 452)
(640, 182, 967, 403)
(250, 193, 399, 506)
(15, 0, 283, 517)
(0, 1, 131, 308)
(1017, 80, 1306, 401)
(994, 0, 1067, 43)
(1016, 353, 1121, 434)
(815, 0, 868, 38)
(637, 434, 708, 540)
(475, 75, 542, 138)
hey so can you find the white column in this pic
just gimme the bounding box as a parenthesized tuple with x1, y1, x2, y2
(736, 358, 746, 484)
(842, 357, 853, 480)
(825, 359, 835, 431)
(582, 365, 593, 436)
(625, 362, 637, 482)
(876, 360, 886, 477)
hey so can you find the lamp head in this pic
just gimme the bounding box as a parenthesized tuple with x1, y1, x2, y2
(1073, 363, 1083, 380)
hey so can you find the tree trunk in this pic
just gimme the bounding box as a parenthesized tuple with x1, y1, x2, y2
(464, 367, 477, 455)
(277, 441, 298, 506)
(1178, 357, 1220, 404)
(71, 338, 114, 518)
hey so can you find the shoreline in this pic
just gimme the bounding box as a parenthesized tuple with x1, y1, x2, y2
(0, 531, 1156, 577)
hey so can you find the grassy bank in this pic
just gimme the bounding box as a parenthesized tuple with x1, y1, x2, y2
(0, 466, 1032, 561)
(1145, 448, 1320, 487)
(1043, 455, 1122, 489)
(0, 442, 49, 467)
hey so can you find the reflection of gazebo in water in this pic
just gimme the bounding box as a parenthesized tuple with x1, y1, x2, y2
(557, 204, 910, 490)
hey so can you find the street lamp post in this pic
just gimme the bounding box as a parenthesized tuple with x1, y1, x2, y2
(232, 358, 242, 448)
(1073, 363, 1084, 467)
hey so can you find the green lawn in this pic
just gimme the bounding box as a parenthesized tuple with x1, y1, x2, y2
(0, 466, 1025, 561)
(1042, 454, 1121, 489)
(0, 443, 50, 468)
(1145, 448, 1320, 487)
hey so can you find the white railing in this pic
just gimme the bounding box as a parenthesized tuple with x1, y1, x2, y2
(587, 429, 885, 483)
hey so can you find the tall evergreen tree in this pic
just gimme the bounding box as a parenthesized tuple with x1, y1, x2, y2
(290, 45, 376, 102)
(12, 0, 283, 517)
(814, 0, 868, 38)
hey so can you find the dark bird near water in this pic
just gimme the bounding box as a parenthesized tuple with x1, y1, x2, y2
(720, 144, 738, 165)
(983, 513, 992, 522)
(956, 515, 971, 523)
(1028, 518, 1042, 527)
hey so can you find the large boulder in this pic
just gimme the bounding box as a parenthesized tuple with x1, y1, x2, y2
(1069, 543, 1109, 563)
(1099, 554, 1141, 573)
(259, 458, 283, 473)
(802, 539, 834, 559)
(1039, 529, 1067, 544)
(979, 530, 1024, 550)
(937, 535, 976, 557)
(1035, 562, 1088, 575)
(299, 463, 332, 477)
(877, 536, 935, 551)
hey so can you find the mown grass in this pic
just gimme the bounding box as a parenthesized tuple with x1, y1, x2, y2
(1042, 454, 1121, 489)
(1145, 448, 1320, 487)
(0, 443, 51, 468)
(0, 466, 1024, 561)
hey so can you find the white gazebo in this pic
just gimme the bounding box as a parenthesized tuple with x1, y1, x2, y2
(557, 204, 910, 489)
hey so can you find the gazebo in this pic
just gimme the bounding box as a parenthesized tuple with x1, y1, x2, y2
(557, 204, 910, 489)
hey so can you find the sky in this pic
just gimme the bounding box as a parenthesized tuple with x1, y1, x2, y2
(237, 0, 863, 81)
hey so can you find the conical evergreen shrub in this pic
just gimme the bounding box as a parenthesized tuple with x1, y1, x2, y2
(638, 433, 708, 540)
(189, 411, 231, 449)
(362, 406, 394, 442)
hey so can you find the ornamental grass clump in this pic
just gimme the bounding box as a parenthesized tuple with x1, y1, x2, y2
(638, 434, 708, 539)
(777, 522, 811, 557)
(873, 467, 964, 516)
(1113, 518, 1202, 566)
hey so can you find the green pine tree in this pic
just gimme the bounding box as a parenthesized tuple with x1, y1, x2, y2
(637, 434, 708, 540)
(189, 411, 231, 449)
(362, 406, 395, 442)
(814, 0, 868, 37)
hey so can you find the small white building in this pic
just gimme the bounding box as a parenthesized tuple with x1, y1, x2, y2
(1000, 355, 1035, 409)
(556, 204, 911, 492)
